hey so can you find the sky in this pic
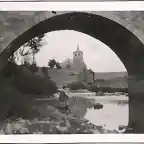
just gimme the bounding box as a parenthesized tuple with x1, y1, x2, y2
(35, 30, 126, 72)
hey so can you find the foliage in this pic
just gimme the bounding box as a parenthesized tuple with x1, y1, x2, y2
(67, 81, 87, 90)
(48, 59, 56, 68)
(9, 34, 45, 65)
(87, 85, 99, 93)
(55, 62, 62, 69)
(48, 59, 62, 69)
(0, 61, 58, 120)
(0, 33, 61, 120)
(14, 66, 57, 95)
(88, 84, 128, 93)
(23, 34, 44, 56)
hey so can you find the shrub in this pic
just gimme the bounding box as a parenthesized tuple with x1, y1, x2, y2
(0, 62, 58, 120)
(67, 81, 87, 90)
(88, 85, 99, 92)
(0, 63, 58, 119)
(88, 84, 128, 93)
(100, 87, 128, 93)
(14, 66, 58, 95)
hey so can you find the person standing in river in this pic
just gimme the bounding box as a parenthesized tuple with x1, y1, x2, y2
(58, 86, 70, 111)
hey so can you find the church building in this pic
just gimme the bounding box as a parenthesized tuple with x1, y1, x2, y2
(37, 45, 94, 87)
(61, 45, 94, 84)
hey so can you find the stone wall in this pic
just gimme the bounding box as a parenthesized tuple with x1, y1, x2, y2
(0, 11, 144, 54)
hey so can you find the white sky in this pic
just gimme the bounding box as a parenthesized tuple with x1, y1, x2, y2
(35, 30, 126, 72)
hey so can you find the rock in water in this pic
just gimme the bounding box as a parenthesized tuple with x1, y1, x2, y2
(94, 103, 103, 110)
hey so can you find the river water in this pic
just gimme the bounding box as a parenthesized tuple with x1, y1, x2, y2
(38, 93, 128, 132)
(70, 93, 128, 131)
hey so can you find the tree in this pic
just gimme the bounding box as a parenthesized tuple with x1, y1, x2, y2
(48, 59, 56, 68)
(48, 59, 62, 69)
(24, 34, 44, 53)
(14, 66, 57, 95)
(55, 62, 62, 69)
(9, 34, 45, 65)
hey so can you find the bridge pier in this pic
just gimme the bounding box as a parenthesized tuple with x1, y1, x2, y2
(128, 76, 144, 133)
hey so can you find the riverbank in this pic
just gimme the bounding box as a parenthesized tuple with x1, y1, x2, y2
(0, 97, 121, 134)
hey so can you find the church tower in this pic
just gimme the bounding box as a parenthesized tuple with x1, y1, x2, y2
(72, 45, 85, 73)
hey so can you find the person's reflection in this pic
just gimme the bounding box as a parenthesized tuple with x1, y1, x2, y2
(68, 98, 94, 119)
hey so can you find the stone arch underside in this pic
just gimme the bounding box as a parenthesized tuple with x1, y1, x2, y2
(0, 11, 144, 133)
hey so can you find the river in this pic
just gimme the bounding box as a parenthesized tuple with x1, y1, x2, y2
(69, 93, 128, 131)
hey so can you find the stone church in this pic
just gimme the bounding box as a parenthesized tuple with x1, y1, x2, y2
(61, 45, 93, 85)
(37, 45, 94, 86)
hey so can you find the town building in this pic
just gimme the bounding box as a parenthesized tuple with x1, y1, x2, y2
(37, 45, 94, 87)
(61, 45, 94, 85)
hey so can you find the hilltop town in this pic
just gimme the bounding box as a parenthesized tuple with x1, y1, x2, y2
(47, 46, 94, 87)
(35, 45, 128, 91)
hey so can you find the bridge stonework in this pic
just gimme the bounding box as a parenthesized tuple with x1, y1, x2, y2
(1, 11, 144, 53)
(0, 11, 144, 133)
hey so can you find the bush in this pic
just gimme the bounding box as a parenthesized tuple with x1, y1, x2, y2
(67, 81, 87, 90)
(88, 84, 128, 93)
(101, 87, 128, 93)
(14, 66, 58, 95)
(0, 63, 58, 120)
(88, 85, 99, 92)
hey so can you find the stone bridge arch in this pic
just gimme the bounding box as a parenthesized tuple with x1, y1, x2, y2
(0, 11, 144, 133)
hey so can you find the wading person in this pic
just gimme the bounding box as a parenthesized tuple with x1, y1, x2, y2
(58, 86, 70, 111)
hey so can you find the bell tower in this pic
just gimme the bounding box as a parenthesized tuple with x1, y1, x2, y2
(72, 45, 84, 73)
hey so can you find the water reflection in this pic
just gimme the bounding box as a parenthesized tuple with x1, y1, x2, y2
(68, 97, 94, 119)
(85, 102, 128, 130)
(68, 95, 128, 131)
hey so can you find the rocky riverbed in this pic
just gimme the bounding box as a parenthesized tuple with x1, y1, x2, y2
(0, 96, 126, 134)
